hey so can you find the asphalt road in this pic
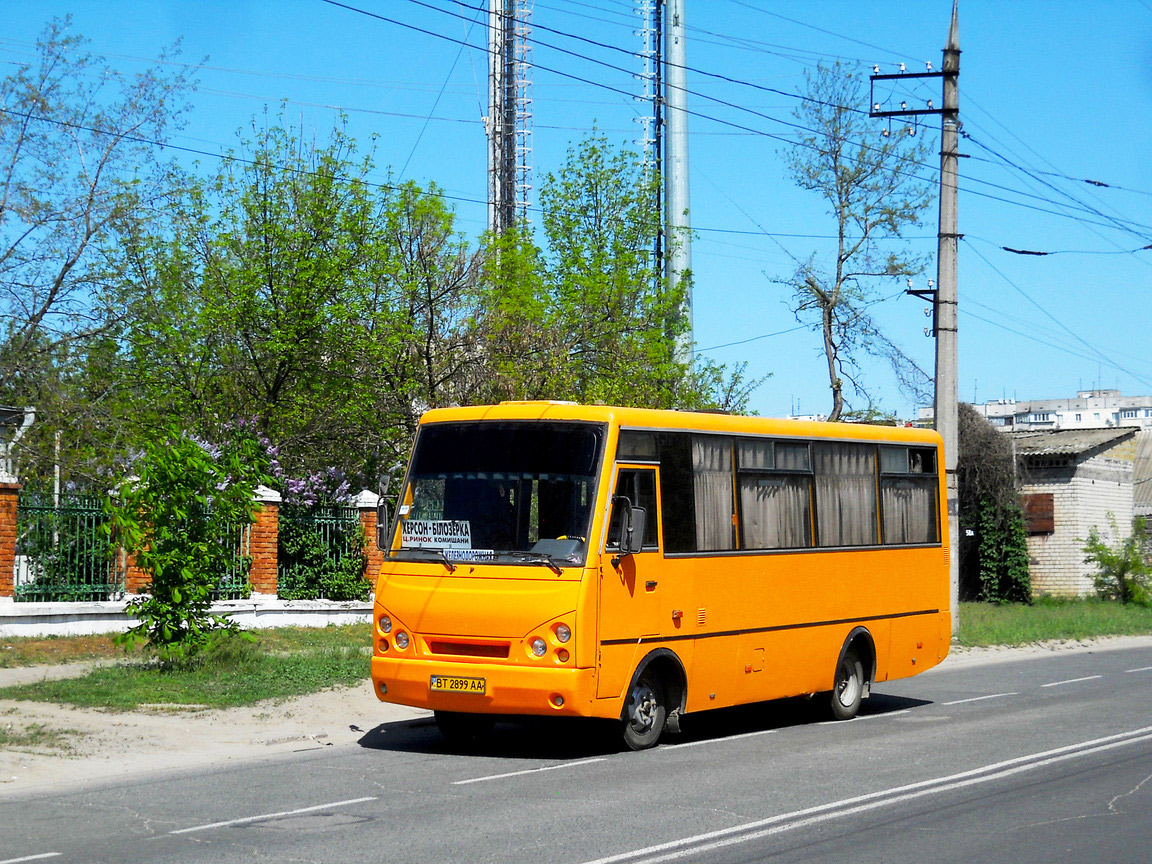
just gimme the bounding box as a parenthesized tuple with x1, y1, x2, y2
(3, 643, 1151, 864)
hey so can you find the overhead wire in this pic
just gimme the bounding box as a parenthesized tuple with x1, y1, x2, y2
(963, 238, 1152, 389)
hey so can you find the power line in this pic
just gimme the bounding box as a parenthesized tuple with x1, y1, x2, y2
(963, 238, 1152, 389)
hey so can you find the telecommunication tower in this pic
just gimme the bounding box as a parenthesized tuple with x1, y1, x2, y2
(487, 0, 533, 235)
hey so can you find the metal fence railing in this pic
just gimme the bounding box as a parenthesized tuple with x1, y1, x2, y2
(277, 504, 368, 600)
(15, 494, 123, 603)
(213, 522, 253, 601)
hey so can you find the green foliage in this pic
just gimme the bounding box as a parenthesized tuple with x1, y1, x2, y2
(112, 116, 482, 483)
(1084, 516, 1151, 606)
(974, 497, 1032, 604)
(277, 505, 370, 601)
(105, 424, 271, 663)
(479, 133, 765, 411)
(957, 404, 1032, 603)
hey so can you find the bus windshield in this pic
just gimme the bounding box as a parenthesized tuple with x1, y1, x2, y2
(391, 421, 605, 569)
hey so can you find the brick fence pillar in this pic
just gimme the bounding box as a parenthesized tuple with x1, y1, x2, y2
(249, 485, 282, 596)
(122, 548, 150, 594)
(355, 489, 383, 587)
(0, 481, 20, 598)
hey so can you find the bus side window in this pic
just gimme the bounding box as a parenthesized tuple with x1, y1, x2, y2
(608, 468, 659, 549)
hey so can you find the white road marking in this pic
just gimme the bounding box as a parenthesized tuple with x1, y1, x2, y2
(169, 796, 378, 835)
(1041, 675, 1102, 688)
(669, 729, 776, 749)
(579, 725, 1152, 864)
(942, 692, 1018, 706)
(452, 757, 606, 785)
(1125, 666, 1152, 674)
(0, 854, 62, 864)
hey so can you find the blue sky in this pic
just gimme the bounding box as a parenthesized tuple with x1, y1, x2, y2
(5, 0, 1151, 419)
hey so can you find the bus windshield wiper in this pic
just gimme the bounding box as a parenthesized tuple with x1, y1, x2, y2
(403, 547, 457, 573)
(510, 552, 563, 574)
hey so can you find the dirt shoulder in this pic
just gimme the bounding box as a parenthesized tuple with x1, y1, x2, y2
(3, 635, 1151, 796)
(0, 671, 429, 796)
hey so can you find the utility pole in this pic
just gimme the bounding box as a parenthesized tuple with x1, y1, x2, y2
(937, 3, 961, 638)
(871, 1, 961, 636)
(663, 0, 692, 363)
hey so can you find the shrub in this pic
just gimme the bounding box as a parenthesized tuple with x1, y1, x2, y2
(1084, 516, 1151, 606)
(105, 424, 271, 663)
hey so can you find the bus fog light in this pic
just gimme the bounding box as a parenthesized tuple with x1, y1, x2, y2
(379, 682, 388, 695)
(557, 649, 570, 663)
(395, 631, 410, 649)
(378, 639, 389, 652)
(555, 624, 571, 643)
(550, 694, 564, 707)
(379, 615, 392, 633)
(531, 638, 547, 657)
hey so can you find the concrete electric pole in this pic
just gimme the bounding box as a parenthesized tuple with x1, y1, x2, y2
(871, 1, 961, 636)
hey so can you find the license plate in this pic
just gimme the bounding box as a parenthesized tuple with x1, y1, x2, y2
(430, 675, 486, 694)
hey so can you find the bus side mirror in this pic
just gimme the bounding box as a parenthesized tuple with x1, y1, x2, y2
(611, 496, 647, 567)
(376, 501, 391, 551)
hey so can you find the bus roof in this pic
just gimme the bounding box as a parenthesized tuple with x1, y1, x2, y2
(417, 402, 943, 447)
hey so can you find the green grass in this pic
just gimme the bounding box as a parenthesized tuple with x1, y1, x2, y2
(0, 625, 372, 711)
(957, 598, 1152, 647)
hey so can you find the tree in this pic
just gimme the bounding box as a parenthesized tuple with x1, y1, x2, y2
(781, 63, 935, 420)
(106, 423, 270, 663)
(0, 18, 194, 406)
(957, 403, 1031, 603)
(113, 115, 483, 482)
(477, 133, 764, 412)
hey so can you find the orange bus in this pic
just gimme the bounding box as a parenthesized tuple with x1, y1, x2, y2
(370, 402, 950, 749)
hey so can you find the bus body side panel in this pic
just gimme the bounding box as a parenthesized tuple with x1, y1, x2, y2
(667, 544, 946, 714)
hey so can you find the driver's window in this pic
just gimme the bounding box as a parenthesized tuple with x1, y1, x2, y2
(607, 468, 659, 549)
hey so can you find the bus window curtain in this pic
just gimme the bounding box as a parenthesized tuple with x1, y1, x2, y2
(692, 436, 735, 551)
(739, 476, 812, 549)
(881, 477, 938, 544)
(814, 443, 878, 547)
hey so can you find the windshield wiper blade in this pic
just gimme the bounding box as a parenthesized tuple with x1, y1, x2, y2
(404, 548, 457, 573)
(510, 552, 563, 574)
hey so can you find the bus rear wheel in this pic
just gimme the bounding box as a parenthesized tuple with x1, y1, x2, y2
(829, 649, 864, 720)
(622, 672, 666, 750)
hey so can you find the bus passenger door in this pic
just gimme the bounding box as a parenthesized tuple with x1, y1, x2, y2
(596, 465, 661, 699)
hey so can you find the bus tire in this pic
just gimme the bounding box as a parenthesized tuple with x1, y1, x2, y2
(622, 672, 666, 750)
(829, 649, 865, 720)
(434, 710, 494, 746)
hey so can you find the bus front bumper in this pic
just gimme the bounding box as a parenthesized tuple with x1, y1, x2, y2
(370, 656, 598, 718)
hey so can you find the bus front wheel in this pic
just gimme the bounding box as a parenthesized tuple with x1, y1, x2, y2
(829, 649, 864, 720)
(622, 672, 666, 750)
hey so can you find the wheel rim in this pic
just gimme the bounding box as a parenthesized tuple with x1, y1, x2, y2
(836, 658, 861, 707)
(628, 681, 659, 734)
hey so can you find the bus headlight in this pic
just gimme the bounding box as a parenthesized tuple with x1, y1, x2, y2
(531, 638, 547, 657)
(379, 615, 392, 633)
(555, 624, 571, 643)
(395, 631, 410, 649)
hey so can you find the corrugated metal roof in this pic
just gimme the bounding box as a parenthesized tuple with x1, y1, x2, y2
(1007, 426, 1137, 457)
